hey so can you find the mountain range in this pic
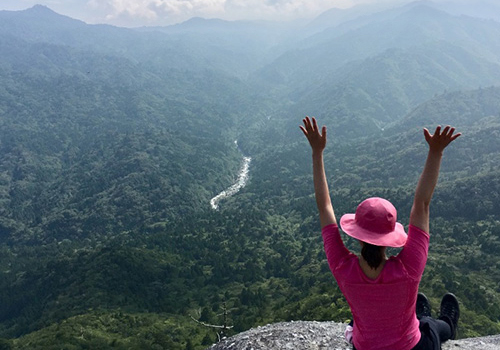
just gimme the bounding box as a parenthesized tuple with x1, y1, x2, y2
(0, 1, 499, 349)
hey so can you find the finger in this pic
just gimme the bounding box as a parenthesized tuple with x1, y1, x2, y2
(423, 128, 431, 142)
(447, 127, 456, 137)
(299, 125, 308, 137)
(306, 116, 313, 129)
(434, 125, 441, 136)
(302, 117, 311, 131)
(312, 117, 318, 133)
(450, 132, 462, 141)
(442, 125, 451, 136)
(322, 126, 327, 138)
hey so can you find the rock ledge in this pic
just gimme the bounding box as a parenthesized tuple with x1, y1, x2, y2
(208, 321, 500, 350)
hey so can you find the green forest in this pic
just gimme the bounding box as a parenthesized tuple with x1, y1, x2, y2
(0, 3, 500, 349)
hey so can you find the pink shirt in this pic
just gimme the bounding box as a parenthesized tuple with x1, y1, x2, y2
(322, 224, 429, 350)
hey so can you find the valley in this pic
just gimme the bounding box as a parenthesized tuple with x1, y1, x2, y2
(0, 2, 499, 349)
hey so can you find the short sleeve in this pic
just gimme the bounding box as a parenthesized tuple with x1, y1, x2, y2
(397, 224, 430, 278)
(322, 224, 351, 273)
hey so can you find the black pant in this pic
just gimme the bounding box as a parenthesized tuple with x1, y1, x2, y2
(352, 317, 452, 350)
(413, 317, 452, 350)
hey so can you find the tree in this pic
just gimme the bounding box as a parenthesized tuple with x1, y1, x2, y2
(0, 339, 12, 350)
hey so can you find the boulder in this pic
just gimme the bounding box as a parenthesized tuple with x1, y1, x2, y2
(207, 321, 500, 350)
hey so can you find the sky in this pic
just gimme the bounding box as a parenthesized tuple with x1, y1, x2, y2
(0, 0, 405, 27)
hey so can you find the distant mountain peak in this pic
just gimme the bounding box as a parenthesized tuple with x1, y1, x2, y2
(17, 4, 85, 25)
(26, 4, 57, 14)
(399, 1, 450, 20)
(184, 17, 223, 24)
(177, 17, 230, 29)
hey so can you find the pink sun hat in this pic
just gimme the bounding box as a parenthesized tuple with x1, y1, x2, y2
(339, 197, 407, 247)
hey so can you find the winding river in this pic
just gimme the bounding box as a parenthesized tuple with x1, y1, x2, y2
(210, 142, 251, 210)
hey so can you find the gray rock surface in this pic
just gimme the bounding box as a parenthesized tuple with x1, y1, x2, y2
(207, 321, 500, 350)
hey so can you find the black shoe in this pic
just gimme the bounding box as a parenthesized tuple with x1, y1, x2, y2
(439, 293, 460, 340)
(416, 292, 432, 319)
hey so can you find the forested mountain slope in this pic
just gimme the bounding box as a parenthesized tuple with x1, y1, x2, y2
(258, 3, 500, 85)
(256, 3, 500, 137)
(0, 48, 249, 244)
(286, 43, 500, 136)
(0, 5, 295, 77)
(0, 2, 499, 349)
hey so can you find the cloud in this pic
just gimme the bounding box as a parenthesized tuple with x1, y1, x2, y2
(87, 0, 227, 25)
(85, 0, 349, 25)
(225, 0, 349, 20)
(7, 0, 495, 28)
(1, 0, 382, 26)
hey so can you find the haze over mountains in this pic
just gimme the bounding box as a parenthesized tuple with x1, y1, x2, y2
(0, 1, 500, 349)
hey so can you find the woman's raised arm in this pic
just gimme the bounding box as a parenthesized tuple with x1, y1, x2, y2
(300, 116, 337, 228)
(410, 126, 461, 233)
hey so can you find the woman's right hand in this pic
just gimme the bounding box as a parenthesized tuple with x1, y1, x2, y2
(424, 125, 461, 153)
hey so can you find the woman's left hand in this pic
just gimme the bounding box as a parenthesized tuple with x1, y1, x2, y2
(300, 116, 327, 153)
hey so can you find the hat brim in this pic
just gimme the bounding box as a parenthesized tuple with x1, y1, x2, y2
(340, 213, 407, 248)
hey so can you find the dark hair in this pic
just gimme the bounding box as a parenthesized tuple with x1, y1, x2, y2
(361, 243, 384, 269)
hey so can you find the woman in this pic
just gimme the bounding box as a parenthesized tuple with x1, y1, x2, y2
(300, 116, 461, 350)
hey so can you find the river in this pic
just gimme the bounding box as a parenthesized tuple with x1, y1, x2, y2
(210, 142, 251, 210)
